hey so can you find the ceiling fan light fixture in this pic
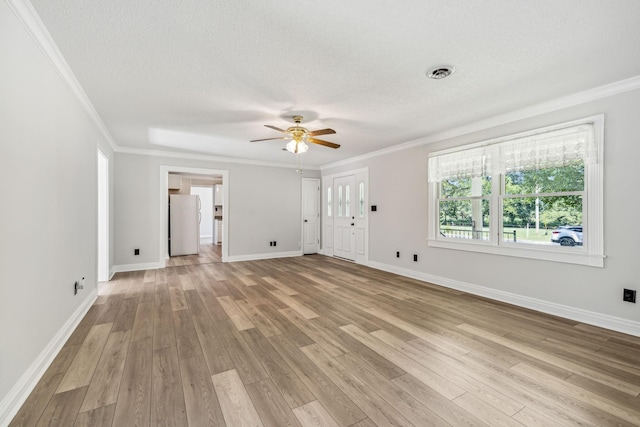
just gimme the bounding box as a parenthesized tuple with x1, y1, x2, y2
(286, 138, 308, 154)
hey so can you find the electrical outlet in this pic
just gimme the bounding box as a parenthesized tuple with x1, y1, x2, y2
(623, 288, 636, 303)
(273, 241, 277, 247)
(413, 254, 418, 262)
(371, 205, 377, 212)
(396, 251, 400, 258)
(74, 281, 83, 295)
(134, 248, 140, 255)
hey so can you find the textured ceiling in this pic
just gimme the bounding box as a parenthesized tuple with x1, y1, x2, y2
(29, 0, 640, 167)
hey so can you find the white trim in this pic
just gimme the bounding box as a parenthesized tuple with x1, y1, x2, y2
(6, 0, 118, 152)
(226, 250, 302, 262)
(118, 146, 320, 170)
(111, 261, 165, 274)
(160, 166, 230, 264)
(367, 261, 640, 337)
(97, 149, 110, 282)
(321, 76, 640, 170)
(0, 289, 97, 426)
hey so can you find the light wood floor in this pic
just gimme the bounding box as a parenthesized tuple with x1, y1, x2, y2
(10, 255, 640, 426)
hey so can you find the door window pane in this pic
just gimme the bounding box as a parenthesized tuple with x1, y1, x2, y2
(345, 184, 350, 217)
(359, 182, 365, 218)
(327, 187, 332, 217)
(338, 185, 343, 217)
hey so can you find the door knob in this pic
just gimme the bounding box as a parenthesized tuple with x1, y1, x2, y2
(304, 219, 308, 222)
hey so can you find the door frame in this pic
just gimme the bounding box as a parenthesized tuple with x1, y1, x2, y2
(159, 166, 229, 266)
(321, 167, 369, 265)
(97, 149, 109, 281)
(301, 178, 320, 254)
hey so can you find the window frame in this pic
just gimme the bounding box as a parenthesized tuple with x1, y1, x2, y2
(428, 115, 604, 267)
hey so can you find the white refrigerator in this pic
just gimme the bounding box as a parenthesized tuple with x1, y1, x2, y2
(169, 194, 201, 256)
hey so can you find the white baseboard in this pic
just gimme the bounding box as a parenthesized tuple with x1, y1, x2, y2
(226, 250, 302, 262)
(111, 261, 165, 275)
(0, 289, 97, 426)
(368, 261, 640, 338)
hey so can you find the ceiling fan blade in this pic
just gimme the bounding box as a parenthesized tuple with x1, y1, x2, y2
(250, 137, 288, 142)
(307, 128, 336, 137)
(264, 124, 288, 133)
(307, 137, 340, 149)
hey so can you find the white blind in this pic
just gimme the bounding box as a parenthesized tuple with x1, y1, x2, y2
(498, 124, 595, 174)
(428, 146, 491, 182)
(428, 123, 596, 182)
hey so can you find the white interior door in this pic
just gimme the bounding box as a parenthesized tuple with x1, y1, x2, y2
(333, 175, 356, 261)
(302, 178, 320, 254)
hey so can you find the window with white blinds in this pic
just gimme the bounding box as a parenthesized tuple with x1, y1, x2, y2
(427, 115, 604, 267)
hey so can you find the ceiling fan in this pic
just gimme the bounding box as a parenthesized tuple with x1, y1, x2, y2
(250, 115, 340, 154)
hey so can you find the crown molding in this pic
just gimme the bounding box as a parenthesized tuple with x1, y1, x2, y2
(321, 75, 640, 170)
(7, 0, 119, 152)
(116, 146, 321, 170)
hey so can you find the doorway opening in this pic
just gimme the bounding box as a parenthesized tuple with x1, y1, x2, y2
(97, 150, 109, 281)
(159, 166, 228, 268)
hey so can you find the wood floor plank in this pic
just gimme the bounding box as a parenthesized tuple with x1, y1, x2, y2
(131, 301, 155, 342)
(216, 319, 269, 384)
(240, 328, 315, 409)
(511, 362, 640, 426)
(212, 369, 265, 427)
(371, 329, 524, 416)
(292, 401, 340, 427)
(245, 378, 302, 427)
(35, 387, 87, 427)
(74, 404, 115, 427)
(268, 334, 366, 426)
(279, 308, 347, 357)
(217, 295, 256, 331)
(336, 351, 450, 427)
(340, 324, 465, 400)
(111, 297, 139, 333)
(153, 289, 177, 350)
(112, 337, 153, 427)
(236, 298, 282, 337)
(9, 345, 80, 427)
(453, 392, 524, 427)
(79, 330, 131, 412)
(152, 346, 188, 427)
(180, 355, 225, 426)
(301, 343, 413, 426)
(269, 289, 319, 319)
(458, 323, 640, 396)
(173, 309, 203, 360)
(57, 323, 113, 393)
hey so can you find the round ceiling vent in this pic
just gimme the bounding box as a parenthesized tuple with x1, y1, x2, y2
(427, 66, 455, 80)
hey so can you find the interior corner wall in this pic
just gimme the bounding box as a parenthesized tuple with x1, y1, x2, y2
(322, 88, 640, 329)
(0, 1, 110, 417)
(113, 152, 319, 266)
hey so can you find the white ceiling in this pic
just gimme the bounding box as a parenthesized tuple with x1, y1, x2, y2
(29, 0, 640, 167)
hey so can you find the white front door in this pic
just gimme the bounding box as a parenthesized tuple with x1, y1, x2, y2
(302, 178, 320, 254)
(333, 175, 356, 261)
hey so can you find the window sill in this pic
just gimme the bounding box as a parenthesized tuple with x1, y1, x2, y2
(427, 238, 604, 267)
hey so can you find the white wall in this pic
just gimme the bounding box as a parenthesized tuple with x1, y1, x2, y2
(323, 88, 640, 333)
(114, 152, 319, 266)
(0, 2, 112, 421)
